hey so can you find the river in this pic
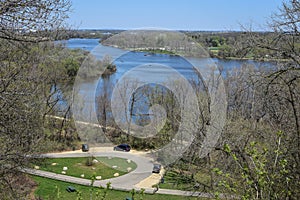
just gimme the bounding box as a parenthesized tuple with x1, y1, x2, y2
(57, 38, 276, 125)
(62, 38, 275, 74)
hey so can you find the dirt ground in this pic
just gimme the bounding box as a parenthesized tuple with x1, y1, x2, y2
(135, 168, 165, 189)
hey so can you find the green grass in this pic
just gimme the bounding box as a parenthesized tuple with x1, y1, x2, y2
(35, 157, 137, 180)
(159, 170, 211, 192)
(208, 47, 220, 51)
(208, 47, 219, 56)
(32, 176, 203, 200)
(159, 170, 195, 191)
(96, 157, 136, 172)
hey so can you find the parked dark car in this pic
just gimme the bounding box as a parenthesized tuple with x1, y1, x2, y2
(152, 164, 161, 173)
(82, 144, 89, 152)
(113, 144, 131, 152)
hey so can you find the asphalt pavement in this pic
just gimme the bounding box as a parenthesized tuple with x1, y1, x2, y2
(24, 148, 233, 198)
(33, 148, 157, 193)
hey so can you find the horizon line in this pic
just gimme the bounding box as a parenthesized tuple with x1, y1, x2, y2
(70, 28, 272, 33)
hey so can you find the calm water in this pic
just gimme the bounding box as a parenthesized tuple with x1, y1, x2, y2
(57, 38, 276, 120)
(61, 38, 275, 77)
(57, 38, 100, 51)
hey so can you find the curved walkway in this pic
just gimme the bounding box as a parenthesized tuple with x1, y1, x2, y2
(24, 148, 235, 198)
(26, 147, 159, 193)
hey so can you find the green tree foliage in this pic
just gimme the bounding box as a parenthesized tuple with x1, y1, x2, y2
(214, 131, 295, 199)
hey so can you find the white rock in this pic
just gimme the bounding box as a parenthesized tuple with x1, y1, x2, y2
(61, 171, 66, 174)
(95, 176, 102, 180)
(51, 163, 58, 166)
(108, 156, 112, 159)
(127, 167, 132, 172)
(127, 159, 131, 163)
(114, 173, 119, 177)
(92, 159, 99, 163)
(112, 165, 117, 169)
(80, 174, 85, 178)
(63, 166, 68, 171)
(34, 166, 40, 170)
(91, 167, 96, 170)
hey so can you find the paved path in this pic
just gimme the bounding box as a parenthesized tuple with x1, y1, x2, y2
(24, 168, 234, 198)
(28, 148, 159, 193)
(41, 150, 159, 190)
(25, 148, 235, 198)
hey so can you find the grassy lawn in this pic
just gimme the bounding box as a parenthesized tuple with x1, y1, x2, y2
(159, 170, 195, 191)
(159, 170, 211, 192)
(35, 157, 137, 180)
(96, 157, 136, 172)
(32, 176, 203, 200)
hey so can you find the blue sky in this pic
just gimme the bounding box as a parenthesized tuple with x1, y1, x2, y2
(68, 0, 283, 31)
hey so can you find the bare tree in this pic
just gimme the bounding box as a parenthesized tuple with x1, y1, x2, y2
(0, 0, 71, 198)
(210, 1, 300, 195)
(0, 0, 71, 42)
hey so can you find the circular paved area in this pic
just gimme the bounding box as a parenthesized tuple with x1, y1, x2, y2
(38, 147, 161, 192)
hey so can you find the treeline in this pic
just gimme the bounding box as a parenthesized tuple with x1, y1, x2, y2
(186, 31, 300, 60)
(56, 29, 122, 40)
(56, 28, 300, 61)
(98, 29, 300, 60)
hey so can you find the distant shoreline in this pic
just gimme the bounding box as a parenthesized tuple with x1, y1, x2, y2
(100, 42, 284, 62)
